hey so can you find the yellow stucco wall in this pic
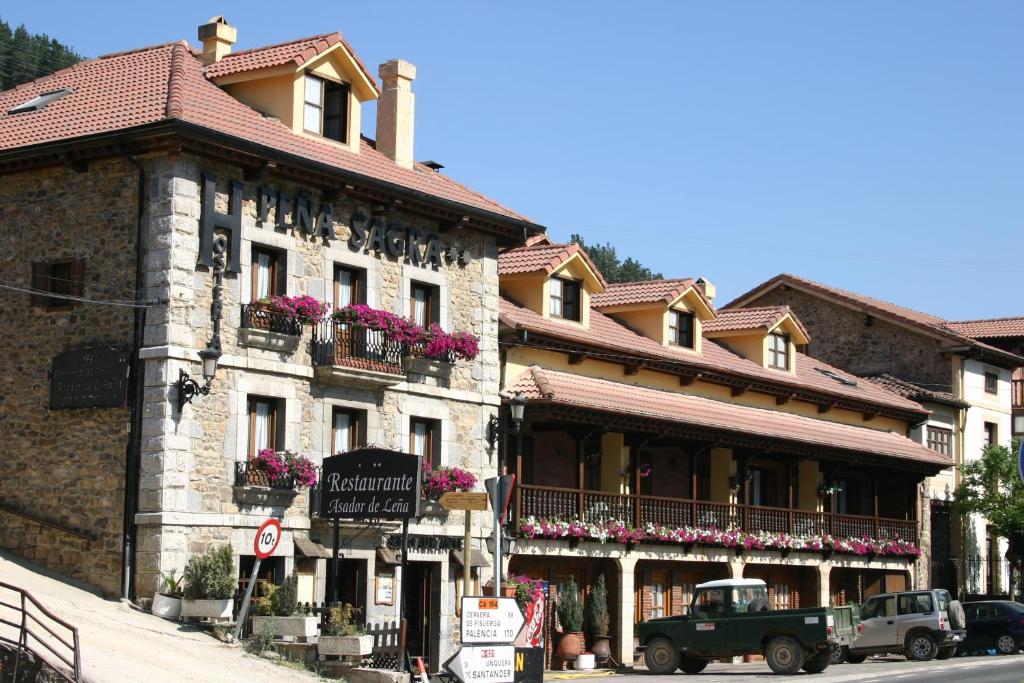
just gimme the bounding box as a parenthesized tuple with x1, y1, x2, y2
(798, 461, 820, 511)
(600, 433, 628, 494)
(504, 347, 907, 434)
(710, 448, 732, 502)
(225, 73, 297, 129)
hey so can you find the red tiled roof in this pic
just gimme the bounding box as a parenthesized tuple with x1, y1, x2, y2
(0, 41, 533, 224)
(509, 366, 949, 468)
(590, 279, 695, 308)
(702, 306, 809, 340)
(862, 374, 967, 408)
(946, 317, 1024, 339)
(725, 273, 1024, 366)
(498, 243, 608, 289)
(498, 296, 927, 415)
(204, 32, 378, 91)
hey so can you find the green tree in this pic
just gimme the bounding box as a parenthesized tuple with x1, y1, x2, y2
(0, 17, 80, 91)
(952, 438, 1024, 598)
(569, 234, 663, 284)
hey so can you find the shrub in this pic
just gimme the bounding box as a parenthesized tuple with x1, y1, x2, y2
(272, 574, 298, 617)
(557, 577, 583, 633)
(586, 573, 610, 637)
(159, 569, 183, 598)
(246, 619, 276, 655)
(324, 603, 364, 637)
(183, 544, 236, 600)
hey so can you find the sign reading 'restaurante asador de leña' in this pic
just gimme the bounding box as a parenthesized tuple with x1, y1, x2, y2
(319, 448, 422, 520)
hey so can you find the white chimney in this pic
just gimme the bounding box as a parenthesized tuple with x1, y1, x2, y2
(376, 59, 416, 169)
(198, 16, 236, 66)
(695, 276, 716, 302)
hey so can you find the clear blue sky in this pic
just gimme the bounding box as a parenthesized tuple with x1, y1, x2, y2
(7, 2, 1023, 319)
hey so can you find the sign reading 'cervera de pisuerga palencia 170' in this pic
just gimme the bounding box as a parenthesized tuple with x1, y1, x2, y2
(319, 449, 421, 520)
(197, 172, 449, 274)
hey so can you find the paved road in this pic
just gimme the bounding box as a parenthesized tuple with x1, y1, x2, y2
(567, 655, 1024, 682)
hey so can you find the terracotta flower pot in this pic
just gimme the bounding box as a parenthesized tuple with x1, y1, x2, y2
(590, 635, 612, 664)
(557, 631, 584, 661)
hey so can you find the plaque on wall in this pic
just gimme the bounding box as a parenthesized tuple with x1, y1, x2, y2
(49, 346, 130, 409)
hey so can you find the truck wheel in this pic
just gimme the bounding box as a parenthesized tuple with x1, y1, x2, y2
(845, 652, 868, 664)
(801, 648, 831, 674)
(936, 646, 957, 660)
(995, 633, 1019, 655)
(765, 636, 806, 675)
(679, 657, 709, 674)
(644, 637, 680, 674)
(947, 600, 966, 630)
(830, 645, 848, 664)
(905, 631, 938, 661)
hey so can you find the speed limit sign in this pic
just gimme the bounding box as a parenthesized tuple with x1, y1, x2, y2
(253, 518, 282, 559)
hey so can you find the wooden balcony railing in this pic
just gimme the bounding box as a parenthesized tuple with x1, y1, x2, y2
(515, 484, 918, 545)
(1013, 379, 1024, 410)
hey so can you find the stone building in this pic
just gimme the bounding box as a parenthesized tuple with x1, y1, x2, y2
(0, 17, 541, 669)
(495, 239, 950, 667)
(727, 274, 1023, 596)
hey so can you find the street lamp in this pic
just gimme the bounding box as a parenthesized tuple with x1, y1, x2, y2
(176, 235, 226, 411)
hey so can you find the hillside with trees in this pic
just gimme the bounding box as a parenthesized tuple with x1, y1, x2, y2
(570, 234, 663, 283)
(0, 18, 80, 91)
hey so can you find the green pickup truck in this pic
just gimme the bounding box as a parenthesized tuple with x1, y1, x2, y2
(636, 578, 858, 675)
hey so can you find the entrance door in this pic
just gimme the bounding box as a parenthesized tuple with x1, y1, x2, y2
(404, 562, 437, 671)
(336, 559, 367, 622)
(930, 500, 956, 594)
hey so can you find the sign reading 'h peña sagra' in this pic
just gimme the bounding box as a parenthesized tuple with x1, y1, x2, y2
(319, 448, 421, 520)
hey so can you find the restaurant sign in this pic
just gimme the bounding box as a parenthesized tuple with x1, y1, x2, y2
(49, 346, 130, 410)
(319, 448, 421, 520)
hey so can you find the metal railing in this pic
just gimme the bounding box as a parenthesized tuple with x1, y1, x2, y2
(515, 483, 918, 544)
(234, 461, 297, 490)
(0, 581, 82, 683)
(240, 303, 302, 336)
(311, 321, 405, 373)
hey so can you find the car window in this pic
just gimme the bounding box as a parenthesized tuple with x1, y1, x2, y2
(935, 590, 951, 612)
(978, 604, 999, 619)
(694, 588, 726, 617)
(963, 604, 977, 620)
(898, 593, 933, 615)
(862, 596, 895, 619)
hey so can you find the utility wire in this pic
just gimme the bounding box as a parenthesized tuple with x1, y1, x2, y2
(0, 280, 161, 309)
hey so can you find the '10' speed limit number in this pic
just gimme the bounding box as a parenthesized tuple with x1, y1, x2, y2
(254, 518, 282, 559)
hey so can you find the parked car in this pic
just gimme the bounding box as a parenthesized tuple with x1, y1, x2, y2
(838, 589, 965, 663)
(960, 601, 1024, 656)
(636, 578, 858, 675)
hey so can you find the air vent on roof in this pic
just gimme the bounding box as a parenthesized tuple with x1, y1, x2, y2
(8, 87, 74, 115)
(815, 367, 857, 386)
(421, 160, 444, 172)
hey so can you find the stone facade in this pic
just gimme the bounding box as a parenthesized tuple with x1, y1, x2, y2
(0, 158, 140, 597)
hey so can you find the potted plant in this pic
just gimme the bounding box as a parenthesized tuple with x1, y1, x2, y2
(250, 574, 318, 639)
(151, 570, 183, 620)
(181, 544, 235, 619)
(419, 461, 476, 515)
(585, 573, 612, 665)
(555, 577, 585, 665)
(318, 603, 372, 657)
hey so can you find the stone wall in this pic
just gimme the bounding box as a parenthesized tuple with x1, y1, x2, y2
(746, 287, 953, 389)
(0, 159, 139, 596)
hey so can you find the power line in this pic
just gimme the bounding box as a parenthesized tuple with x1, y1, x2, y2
(0, 280, 161, 309)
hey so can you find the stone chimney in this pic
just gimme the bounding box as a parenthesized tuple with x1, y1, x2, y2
(376, 59, 416, 169)
(198, 16, 236, 65)
(695, 276, 716, 302)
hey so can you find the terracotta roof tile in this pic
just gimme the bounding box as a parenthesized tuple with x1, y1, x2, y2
(862, 374, 967, 408)
(0, 41, 533, 224)
(204, 32, 378, 92)
(509, 366, 948, 468)
(499, 296, 926, 415)
(703, 306, 792, 334)
(590, 279, 695, 308)
(497, 243, 608, 289)
(945, 317, 1024, 339)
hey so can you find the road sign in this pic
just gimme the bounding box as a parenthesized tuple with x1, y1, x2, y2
(461, 597, 525, 644)
(439, 491, 489, 511)
(253, 518, 282, 559)
(485, 475, 516, 523)
(444, 645, 515, 683)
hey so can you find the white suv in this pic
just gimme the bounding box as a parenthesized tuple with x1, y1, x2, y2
(842, 589, 966, 663)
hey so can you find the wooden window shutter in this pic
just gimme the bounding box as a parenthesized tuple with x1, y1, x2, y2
(70, 259, 85, 298)
(30, 262, 47, 307)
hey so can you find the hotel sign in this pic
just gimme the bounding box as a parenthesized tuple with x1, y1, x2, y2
(49, 346, 130, 409)
(319, 448, 421, 520)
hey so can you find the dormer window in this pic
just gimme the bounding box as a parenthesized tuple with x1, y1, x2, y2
(669, 311, 695, 349)
(303, 74, 349, 143)
(550, 277, 581, 321)
(768, 332, 790, 370)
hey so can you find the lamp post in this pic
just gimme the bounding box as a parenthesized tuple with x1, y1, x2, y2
(176, 235, 225, 411)
(487, 392, 527, 594)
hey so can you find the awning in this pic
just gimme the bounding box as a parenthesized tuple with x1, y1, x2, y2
(376, 548, 400, 565)
(451, 549, 491, 569)
(294, 535, 332, 559)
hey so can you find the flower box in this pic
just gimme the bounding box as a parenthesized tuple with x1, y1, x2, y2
(404, 355, 454, 379)
(318, 634, 373, 657)
(180, 598, 233, 619)
(251, 615, 319, 638)
(151, 592, 181, 620)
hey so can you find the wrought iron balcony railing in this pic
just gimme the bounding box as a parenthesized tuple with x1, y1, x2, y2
(234, 461, 297, 490)
(240, 303, 302, 336)
(311, 321, 405, 374)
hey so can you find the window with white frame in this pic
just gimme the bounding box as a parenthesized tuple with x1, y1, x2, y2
(768, 333, 790, 370)
(251, 245, 285, 300)
(334, 265, 365, 309)
(410, 281, 439, 327)
(332, 408, 365, 454)
(303, 74, 349, 143)
(409, 417, 440, 467)
(247, 396, 282, 455)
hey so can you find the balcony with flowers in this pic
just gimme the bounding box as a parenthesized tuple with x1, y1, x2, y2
(311, 304, 479, 388)
(239, 295, 329, 353)
(234, 448, 318, 507)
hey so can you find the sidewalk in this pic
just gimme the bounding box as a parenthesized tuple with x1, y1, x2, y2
(0, 551, 318, 683)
